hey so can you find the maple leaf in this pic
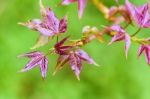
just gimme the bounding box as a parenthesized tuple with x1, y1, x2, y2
(125, 0, 150, 28)
(18, 51, 48, 79)
(108, 25, 131, 58)
(138, 38, 150, 65)
(19, 0, 67, 49)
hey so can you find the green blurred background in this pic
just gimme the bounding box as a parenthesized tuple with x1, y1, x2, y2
(0, 0, 150, 99)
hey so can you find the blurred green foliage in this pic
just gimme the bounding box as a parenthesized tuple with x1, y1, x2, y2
(0, 0, 150, 99)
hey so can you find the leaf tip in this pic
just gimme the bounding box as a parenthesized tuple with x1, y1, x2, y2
(94, 63, 100, 67)
(18, 22, 26, 26)
(76, 76, 80, 81)
(52, 71, 57, 76)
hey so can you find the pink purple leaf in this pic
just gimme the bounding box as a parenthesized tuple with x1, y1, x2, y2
(78, 0, 87, 18)
(69, 53, 82, 80)
(76, 49, 98, 66)
(40, 57, 48, 78)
